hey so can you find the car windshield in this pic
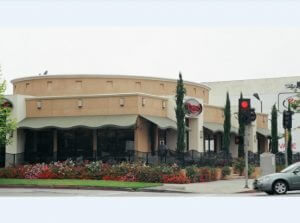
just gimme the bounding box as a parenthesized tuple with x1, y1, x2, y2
(281, 163, 300, 173)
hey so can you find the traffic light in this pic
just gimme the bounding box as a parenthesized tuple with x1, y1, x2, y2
(283, 110, 293, 129)
(250, 108, 257, 122)
(239, 98, 256, 125)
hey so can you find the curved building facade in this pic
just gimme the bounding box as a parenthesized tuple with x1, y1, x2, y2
(2, 74, 270, 166)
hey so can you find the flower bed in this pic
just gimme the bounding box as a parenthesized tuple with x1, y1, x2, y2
(0, 160, 225, 184)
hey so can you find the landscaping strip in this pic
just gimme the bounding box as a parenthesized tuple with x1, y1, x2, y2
(0, 179, 161, 191)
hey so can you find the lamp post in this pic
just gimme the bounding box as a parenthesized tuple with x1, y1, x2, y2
(253, 93, 263, 113)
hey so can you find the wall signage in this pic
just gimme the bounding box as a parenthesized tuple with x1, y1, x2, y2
(185, 98, 202, 117)
(283, 94, 300, 112)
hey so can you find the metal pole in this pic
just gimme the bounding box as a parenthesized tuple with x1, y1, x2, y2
(260, 100, 263, 113)
(244, 125, 250, 188)
(285, 128, 289, 167)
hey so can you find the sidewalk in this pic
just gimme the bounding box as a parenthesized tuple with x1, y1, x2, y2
(146, 179, 255, 194)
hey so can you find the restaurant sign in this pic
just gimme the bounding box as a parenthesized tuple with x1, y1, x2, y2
(185, 99, 202, 117)
(283, 94, 300, 112)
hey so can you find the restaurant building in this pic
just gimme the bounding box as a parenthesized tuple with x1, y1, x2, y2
(1, 75, 270, 167)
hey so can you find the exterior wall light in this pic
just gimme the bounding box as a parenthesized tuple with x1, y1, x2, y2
(162, 100, 166, 109)
(120, 98, 125, 107)
(142, 98, 146, 107)
(78, 99, 83, 108)
(37, 101, 42, 109)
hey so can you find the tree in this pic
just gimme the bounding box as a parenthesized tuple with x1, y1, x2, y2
(238, 92, 245, 158)
(0, 76, 16, 146)
(223, 92, 231, 154)
(175, 72, 186, 154)
(271, 104, 278, 154)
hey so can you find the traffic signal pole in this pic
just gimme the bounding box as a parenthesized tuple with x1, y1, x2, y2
(239, 98, 256, 189)
(284, 129, 289, 167)
(244, 124, 250, 188)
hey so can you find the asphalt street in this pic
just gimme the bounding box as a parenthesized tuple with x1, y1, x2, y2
(1, 188, 300, 197)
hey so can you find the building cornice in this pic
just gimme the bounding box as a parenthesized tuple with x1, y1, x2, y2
(25, 92, 169, 101)
(11, 74, 211, 91)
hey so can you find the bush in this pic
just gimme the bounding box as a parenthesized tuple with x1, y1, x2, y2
(222, 166, 231, 178)
(0, 160, 223, 184)
(185, 165, 200, 183)
(233, 158, 245, 176)
(162, 173, 190, 184)
(199, 167, 212, 182)
(248, 164, 255, 177)
(276, 165, 285, 173)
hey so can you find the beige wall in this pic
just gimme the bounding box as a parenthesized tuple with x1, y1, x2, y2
(203, 105, 224, 124)
(256, 113, 268, 129)
(26, 95, 168, 118)
(134, 117, 151, 152)
(12, 75, 210, 103)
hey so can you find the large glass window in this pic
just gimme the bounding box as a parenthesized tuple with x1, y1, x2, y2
(57, 128, 93, 161)
(97, 128, 134, 159)
(24, 129, 53, 163)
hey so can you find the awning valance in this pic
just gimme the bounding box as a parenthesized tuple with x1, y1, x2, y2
(257, 128, 271, 137)
(18, 115, 138, 129)
(204, 122, 238, 134)
(141, 115, 177, 130)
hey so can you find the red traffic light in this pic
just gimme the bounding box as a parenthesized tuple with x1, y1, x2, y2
(241, 101, 249, 109)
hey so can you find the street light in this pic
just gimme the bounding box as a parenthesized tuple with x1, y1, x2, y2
(253, 93, 263, 113)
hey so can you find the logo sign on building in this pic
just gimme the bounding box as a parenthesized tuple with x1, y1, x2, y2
(283, 94, 300, 113)
(184, 99, 202, 117)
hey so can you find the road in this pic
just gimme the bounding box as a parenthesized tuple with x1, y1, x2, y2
(1, 188, 300, 196)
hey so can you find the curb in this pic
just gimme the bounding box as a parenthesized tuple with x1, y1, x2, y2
(236, 189, 256, 194)
(0, 185, 190, 194)
(0, 185, 192, 194)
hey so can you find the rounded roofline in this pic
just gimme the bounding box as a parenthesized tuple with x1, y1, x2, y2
(11, 74, 211, 91)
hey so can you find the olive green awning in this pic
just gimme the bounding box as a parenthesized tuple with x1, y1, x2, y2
(257, 128, 271, 137)
(18, 115, 138, 129)
(204, 122, 239, 134)
(141, 115, 177, 130)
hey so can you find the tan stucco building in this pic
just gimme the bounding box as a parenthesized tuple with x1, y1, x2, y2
(1, 74, 270, 167)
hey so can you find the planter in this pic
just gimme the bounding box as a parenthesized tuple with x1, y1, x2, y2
(250, 167, 261, 179)
(215, 168, 222, 180)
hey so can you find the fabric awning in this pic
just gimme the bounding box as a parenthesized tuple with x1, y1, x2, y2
(257, 128, 271, 137)
(18, 115, 138, 129)
(203, 122, 238, 134)
(141, 115, 177, 130)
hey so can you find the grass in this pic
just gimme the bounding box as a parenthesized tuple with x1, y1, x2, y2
(0, 178, 161, 189)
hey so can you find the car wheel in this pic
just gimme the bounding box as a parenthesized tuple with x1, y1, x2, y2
(265, 191, 274, 195)
(273, 180, 288, 195)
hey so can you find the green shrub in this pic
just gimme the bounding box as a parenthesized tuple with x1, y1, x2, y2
(233, 158, 245, 176)
(185, 165, 199, 182)
(221, 166, 231, 178)
(248, 164, 255, 176)
(276, 165, 285, 173)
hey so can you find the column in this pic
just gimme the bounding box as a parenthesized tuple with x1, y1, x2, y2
(53, 129, 58, 161)
(93, 129, 97, 160)
(5, 129, 25, 167)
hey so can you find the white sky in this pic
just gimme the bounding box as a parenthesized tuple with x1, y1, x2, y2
(1, 1, 300, 94)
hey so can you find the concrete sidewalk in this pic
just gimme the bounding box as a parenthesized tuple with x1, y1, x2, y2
(147, 179, 255, 194)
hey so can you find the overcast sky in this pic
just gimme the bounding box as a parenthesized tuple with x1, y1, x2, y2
(1, 0, 300, 94)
